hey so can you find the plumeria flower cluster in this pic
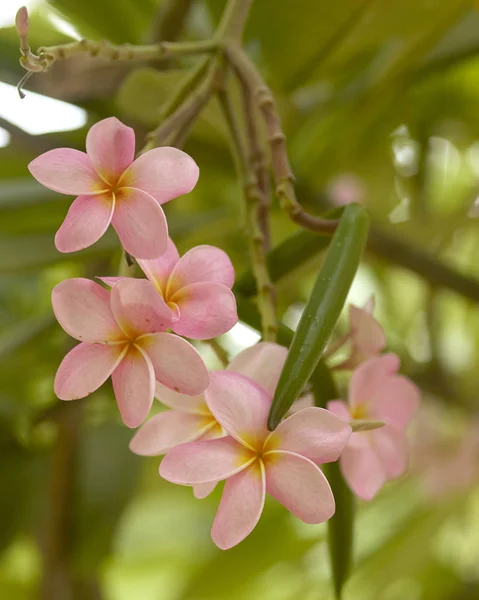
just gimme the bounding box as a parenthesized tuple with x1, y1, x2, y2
(326, 298, 420, 500)
(132, 343, 352, 549)
(31, 117, 237, 427)
(32, 114, 421, 550)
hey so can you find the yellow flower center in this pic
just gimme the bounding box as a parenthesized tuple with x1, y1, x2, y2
(350, 403, 368, 420)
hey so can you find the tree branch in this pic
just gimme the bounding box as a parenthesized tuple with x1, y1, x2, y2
(217, 78, 277, 341)
(225, 44, 340, 234)
(236, 65, 272, 251)
(140, 58, 221, 151)
(35, 38, 216, 67)
(215, 0, 254, 42)
(367, 226, 479, 303)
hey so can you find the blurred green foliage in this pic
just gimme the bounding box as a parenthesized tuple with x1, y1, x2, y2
(1, 0, 479, 599)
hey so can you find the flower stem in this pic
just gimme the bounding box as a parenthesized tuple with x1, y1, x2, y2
(236, 67, 272, 252)
(226, 45, 340, 235)
(26, 38, 216, 72)
(204, 338, 229, 367)
(217, 78, 277, 342)
(215, 0, 254, 42)
(140, 58, 221, 152)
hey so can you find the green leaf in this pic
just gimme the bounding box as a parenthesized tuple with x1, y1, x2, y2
(324, 461, 355, 599)
(268, 203, 370, 429)
(311, 356, 355, 600)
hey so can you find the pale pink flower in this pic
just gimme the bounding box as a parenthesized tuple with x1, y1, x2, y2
(100, 238, 237, 340)
(332, 296, 385, 370)
(130, 342, 288, 499)
(328, 353, 420, 500)
(424, 426, 479, 499)
(413, 419, 479, 500)
(52, 278, 209, 428)
(327, 174, 365, 207)
(160, 371, 352, 549)
(28, 117, 199, 259)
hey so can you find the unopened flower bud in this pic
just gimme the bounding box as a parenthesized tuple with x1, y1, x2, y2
(15, 7, 30, 38)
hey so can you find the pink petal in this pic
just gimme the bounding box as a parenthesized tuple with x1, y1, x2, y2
(211, 461, 266, 550)
(137, 238, 180, 294)
(327, 400, 351, 421)
(171, 282, 238, 340)
(369, 376, 420, 429)
(159, 437, 253, 484)
(129, 410, 210, 455)
(86, 117, 135, 184)
(121, 146, 199, 205)
(110, 279, 173, 338)
(168, 245, 235, 292)
(111, 187, 168, 259)
(205, 371, 271, 451)
(140, 333, 209, 395)
(349, 353, 400, 407)
(55, 193, 114, 253)
(54, 342, 126, 400)
(52, 278, 123, 343)
(264, 407, 351, 464)
(265, 451, 335, 523)
(111, 345, 155, 428)
(372, 427, 409, 479)
(340, 442, 385, 500)
(193, 482, 217, 499)
(154, 383, 208, 414)
(28, 149, 103, 195)
(349, 304, 385, 357)
(227, 342, 288, 396)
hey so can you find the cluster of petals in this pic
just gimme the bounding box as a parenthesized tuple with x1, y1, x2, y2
(328, 353, 420, 500)
(101, 237, 237, 340)
(160, 369, 352, 549)
(52, 277, 209, 428)
(28, 117, 199, 259)
(333, 297, 385, 370)
(130, 342, 288, 498)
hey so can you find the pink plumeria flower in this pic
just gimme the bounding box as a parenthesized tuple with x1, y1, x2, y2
(328, 353, 420, 500)
(417, 421, 479, 500)
(100, 238, 238, 339)
(332, 296, 385, 370)
(52, 278, 209, 428)
(130, 342, 288, 499)
(328, 174, 365, 206)
(28, 117, 199, 259)
(160, 371, 352, 549)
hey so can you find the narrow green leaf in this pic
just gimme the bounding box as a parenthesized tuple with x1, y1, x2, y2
(311, 359, 355, 600)
(268, 203, 370, 429)
(324, 460, 355, 599)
